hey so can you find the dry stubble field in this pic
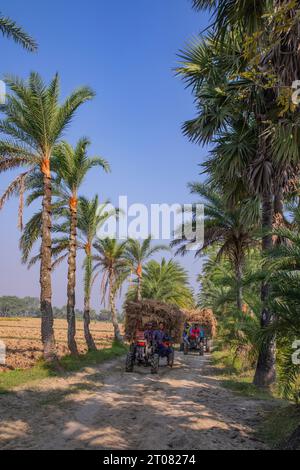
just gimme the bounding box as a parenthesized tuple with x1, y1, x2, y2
(0, 318, 118, 371)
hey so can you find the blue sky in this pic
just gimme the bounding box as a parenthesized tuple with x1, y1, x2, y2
(0, 0, 210, 310)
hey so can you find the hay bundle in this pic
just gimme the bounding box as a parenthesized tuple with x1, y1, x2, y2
(183, 308, 217, 338)
(125, 299, 185, 343)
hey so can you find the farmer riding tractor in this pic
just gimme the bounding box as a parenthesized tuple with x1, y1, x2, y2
(126, 321, 174, 374)
(182, 322, 205, 356)
(181, 308, 217, 357)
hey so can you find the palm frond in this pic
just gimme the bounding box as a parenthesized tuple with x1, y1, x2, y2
(0, 14, 37, 51)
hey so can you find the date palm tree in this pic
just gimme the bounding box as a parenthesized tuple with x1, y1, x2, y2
(0, 13, 37, 51)
(127, 258, 195, 309)
(93, 238, 129, 342)
(124, 236, 169, 301)
(51, 139, 110, 354)
(77, 197, 116, 350)
(0, 73, 94, 362)
(21, 195, 115, 352)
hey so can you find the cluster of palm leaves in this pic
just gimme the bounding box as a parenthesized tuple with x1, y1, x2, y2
(127, 257, 195, 309)
(172, 183, 260, 311)
(177, 0, 300, 389)
(198, 249, 263, 370)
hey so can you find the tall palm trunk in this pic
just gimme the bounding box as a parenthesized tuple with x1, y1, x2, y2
(253, 189, 276, 387)
(67, 195, 78, 355)
(235, 262, 243, 311)
(40, 161, 57, 362)
(136, 275, 142, 301)
(83, 252, 97, 351)
(136, 264, 142, 301)
(109, 271, 123, 342)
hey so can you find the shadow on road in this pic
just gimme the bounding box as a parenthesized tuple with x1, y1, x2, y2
(0, 354, 275, 450)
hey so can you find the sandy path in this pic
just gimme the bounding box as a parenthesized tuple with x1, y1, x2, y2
(0, 353, 271, 450)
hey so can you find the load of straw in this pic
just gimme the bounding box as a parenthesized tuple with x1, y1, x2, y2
(183, 308, 217, 338)
(125, 299, 185, 343)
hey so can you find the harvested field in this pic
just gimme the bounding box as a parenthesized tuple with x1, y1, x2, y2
(0, 318, 119, 371)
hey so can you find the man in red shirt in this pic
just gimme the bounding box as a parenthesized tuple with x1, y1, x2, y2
(189, 323, 201, 344)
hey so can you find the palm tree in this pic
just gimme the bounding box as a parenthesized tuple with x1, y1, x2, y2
(21, 195, 115, 352)
(127, 258, 195, 309)
(191, 1, 267, 37)
(0, 73, 94, 361)
(198, 254, 243, 312)
(125, 236, 169, 301)
(192, 1, 300, 88)
(0, 13, 37, 51)
(51, 139, 110, 354)
(93, 238, 129, 342)
(172, 183, 259, 310)
(177, 25, 276, 387)
(76, 197, 116, 350)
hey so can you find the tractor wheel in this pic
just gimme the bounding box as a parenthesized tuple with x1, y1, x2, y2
(183, 344, 189, 356)
(125, 352, 135, 372)
(199, 344, 204, 356)
(151, 354, 160, 374)
(168, 351, 175, 368)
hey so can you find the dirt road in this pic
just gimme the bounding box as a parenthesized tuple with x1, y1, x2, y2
(0, 353, 271, 450)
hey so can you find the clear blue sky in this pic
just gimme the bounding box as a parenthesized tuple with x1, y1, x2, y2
(0, 0, 210, 310)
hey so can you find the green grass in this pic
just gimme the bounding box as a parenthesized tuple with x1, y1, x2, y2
(0, 363, 56, 393)
(59, 341, 127, 371)
(212, 349, 241, 375)
(0, 341, 127, 394)
(212, 349, 300, 448)
(258, 405, 300, 449)
(212, 350, 276, 400)
(221, 377, 276, 400)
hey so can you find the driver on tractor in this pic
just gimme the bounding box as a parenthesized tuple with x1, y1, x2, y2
(144, 322, 155, 343)
(189, 323, 201, 344)
(153, 322, 173, 359)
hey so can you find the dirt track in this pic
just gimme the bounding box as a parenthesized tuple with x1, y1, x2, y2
(0, 353, 272, 450)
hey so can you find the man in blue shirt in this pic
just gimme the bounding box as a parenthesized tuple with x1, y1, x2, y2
(200, 326, 205, 340)
(153, 322, 173, 358)
(144, 322, 155, 343)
